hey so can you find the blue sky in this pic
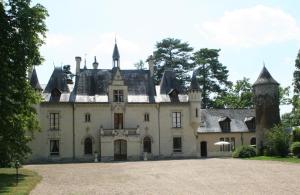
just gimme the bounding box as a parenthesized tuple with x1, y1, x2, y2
(33, 0, 300, 113)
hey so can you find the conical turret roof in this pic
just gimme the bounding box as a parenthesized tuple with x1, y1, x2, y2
(30, 67, 43, 91)
(112, 43, 120, 60)
(189, 71, 200, 91)
(253, 66, 279, 86)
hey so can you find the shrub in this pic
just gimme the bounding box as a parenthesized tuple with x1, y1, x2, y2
(233, 145, 256, 158)
(291, 142, 300, 157)
(265, 125, 291, 157)
(293, 128, 300, 142)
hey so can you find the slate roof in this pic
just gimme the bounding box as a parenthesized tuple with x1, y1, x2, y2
(160, 69, 184, 94)
(44, 67, 70, 93)
(189, 71, 200, 91)
(198, 109, 255, 133)
(30, 68, 43, 91)
(253, 66, 279, 86)
(112, 43, 120, 60)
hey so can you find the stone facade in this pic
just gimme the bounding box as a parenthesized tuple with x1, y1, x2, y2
(27, 43, 279, 162)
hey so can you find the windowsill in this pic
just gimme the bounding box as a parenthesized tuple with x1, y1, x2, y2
(49, 154, 60, 157)
(172, 127, 182, 129)
(49, 129, 60, 131)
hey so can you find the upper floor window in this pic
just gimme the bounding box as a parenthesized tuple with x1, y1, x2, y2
(245, 117, 255, 131)
(172, 112, 181, 128)
(219, 117, 231, 132)
(196, 108, 198, 118)
(114, 113, 123, 129)
(50, 139, 59, 156)
(85, 113, 91, 122)
(173, 137, 182, 152)
(113, 90, 124, 102)
(144, 113, 150, 122)
(49, 113, 59, 130)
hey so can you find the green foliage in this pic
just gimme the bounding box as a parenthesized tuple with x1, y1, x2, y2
(149, 38, 194, 86)
(0, 0, 47, 167)
(265, 125, 291, 157)
(214, 77, 253, 108)
(291, 142, 300, 157)
(232, 145, 256, 158)
(279, 86, 291, 105)
(134, 60, 146, 70)
(292, 127, 300, 142)
(193, 48, 232, 108)
(293, 49, 300, 95)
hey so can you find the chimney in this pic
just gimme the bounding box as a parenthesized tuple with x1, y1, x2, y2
(75, 56, 81, 75)
(93, 56, 99, 69)
(148, 55, 154, 77)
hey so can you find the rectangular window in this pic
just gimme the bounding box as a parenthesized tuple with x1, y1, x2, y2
(85, 113, 91, 122)
(172, 112, 181, 128)
(50, 140, 59, 156)
(225, 137, 230, 152)
(114, 113, 123, 129)
(231, 137, 235, 151)
(220, 138, 224, 152)
(144, 113, 149, 122)
(196, 108, 198, 118)
(113, 90, 124, 102)
(173, 137, 182, 152)
(49, 113, 59, 130)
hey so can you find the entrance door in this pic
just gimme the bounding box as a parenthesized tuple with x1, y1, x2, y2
(114, 139, 127, 160)
(200, 141, 207, 157)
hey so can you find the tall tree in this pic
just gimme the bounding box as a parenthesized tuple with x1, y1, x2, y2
(0, 0, 48, 167)
(214, 78, 253, 108)
(149, 38, 194, 86)
(134, 60, 146, 70)
(293, 50, 300, 96)
(193, 48, 232, 108)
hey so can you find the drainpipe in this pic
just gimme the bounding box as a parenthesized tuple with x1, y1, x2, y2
(158, 104, 161, 158)
(72, 103, 75, 160)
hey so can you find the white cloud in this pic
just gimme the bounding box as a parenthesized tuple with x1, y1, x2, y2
(45, 33, 74, 47)
(196, 5, 300, 47)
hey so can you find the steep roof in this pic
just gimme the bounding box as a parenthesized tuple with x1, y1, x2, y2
(189, 71, 200, 91)
(112, 43, 120, 60)
(30, 68, 43, 91)
(159, 69, 183, 94)
(198, 109, 255, 133)
(253, 66, 279, 86)
(44, 67, 70, 93)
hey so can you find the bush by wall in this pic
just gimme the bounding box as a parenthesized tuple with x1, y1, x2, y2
(291, 142, 300, 157)
(293, 128, 300, 142)
(232, 145, 256, 158)
(265, 125, 290, 157)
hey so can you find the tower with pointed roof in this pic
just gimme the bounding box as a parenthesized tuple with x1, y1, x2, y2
(253, 66, 280, 153)
(189, 71, 202, 130)
(112, 41, 120, 68)
(29, 67, 43, 92)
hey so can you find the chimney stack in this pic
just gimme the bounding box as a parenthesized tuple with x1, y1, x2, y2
(148, 55, 154, 77)
(75, 56, 81, 75)
(93, 56, 99, 69)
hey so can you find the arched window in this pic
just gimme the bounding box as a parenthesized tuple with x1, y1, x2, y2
(84, 137, 93, 155)
(250, 137, 256, 146)
(143, 136, 151, 153)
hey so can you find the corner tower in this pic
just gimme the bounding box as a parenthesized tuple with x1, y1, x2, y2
(253, 66, 280, 152)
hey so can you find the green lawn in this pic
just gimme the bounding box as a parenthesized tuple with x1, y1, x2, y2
(0, 168, 41, 195)
(248, 156, 300, 163)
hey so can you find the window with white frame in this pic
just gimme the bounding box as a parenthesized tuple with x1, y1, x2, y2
(173, 137, 182, 152)
(85, 113, 91, 122)
(49, 113, 59, 130)
(113, 90, 124, 102)
(50, 140, 59, 156)
(172, 112, 181, 128)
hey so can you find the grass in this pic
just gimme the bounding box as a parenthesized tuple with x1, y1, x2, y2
(0, 168, 41, 195)
(248, 156, 300, 163)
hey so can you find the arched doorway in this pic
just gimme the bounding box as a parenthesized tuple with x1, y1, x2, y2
(143, 136, 151, 153)
(84, 137, 93, 155)
(200, 141, 207, 157)
(114, 139, 127, 160)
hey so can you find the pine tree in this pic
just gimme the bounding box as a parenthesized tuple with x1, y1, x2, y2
(149, 38, 194, 86)
(0, 0, 48, 167)
(193, 48, 231, 108)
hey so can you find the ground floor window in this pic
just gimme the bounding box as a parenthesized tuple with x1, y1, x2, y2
(173, 137, 182, 152)
(84, 137, 93, 155)
(250, 137, 256, 146)
(219, 137, 234, 152)
(143, 136, 151, 153)
(50, 140, 59, 156)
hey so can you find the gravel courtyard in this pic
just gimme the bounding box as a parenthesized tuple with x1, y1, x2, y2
(26, 158, 300, 195)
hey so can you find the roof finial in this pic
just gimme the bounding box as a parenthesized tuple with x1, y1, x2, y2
(263, 61, 266, 67)
(115, 34, 117, 44)
(84, 53, 87, 69)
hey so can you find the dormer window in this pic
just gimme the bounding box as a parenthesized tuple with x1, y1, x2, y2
(218, 117, 231, 132)
(168, 89, 179, 102)
(113, 90, 124, 102)
(245, 117, 255, 131)
(50, 88, 61, 102)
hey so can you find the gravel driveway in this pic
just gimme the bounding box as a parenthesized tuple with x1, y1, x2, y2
(26, 158, 300, 195)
